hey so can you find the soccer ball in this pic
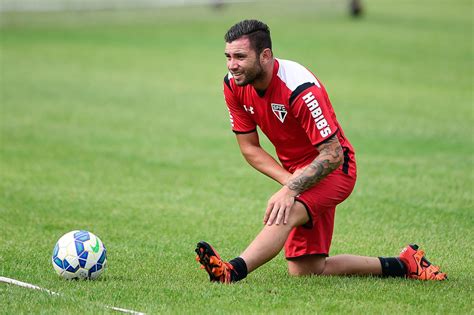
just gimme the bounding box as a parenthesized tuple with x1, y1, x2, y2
(52, 230, 107, 280)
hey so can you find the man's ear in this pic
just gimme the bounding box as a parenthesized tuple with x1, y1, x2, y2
(260, 48, 273, 64)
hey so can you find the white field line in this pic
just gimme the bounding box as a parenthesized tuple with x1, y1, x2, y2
(0, 276, 146, 315)
(0, 276, 61, 296)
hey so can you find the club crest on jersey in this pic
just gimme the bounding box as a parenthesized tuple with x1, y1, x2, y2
(271, 103, 287, 123)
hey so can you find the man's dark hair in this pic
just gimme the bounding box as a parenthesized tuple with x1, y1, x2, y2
(224, 20, 272, 55)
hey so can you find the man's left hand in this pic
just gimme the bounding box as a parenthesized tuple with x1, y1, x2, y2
(263, 186, 298, 226)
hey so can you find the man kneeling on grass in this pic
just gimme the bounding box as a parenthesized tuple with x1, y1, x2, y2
(195, 19, 447, 283)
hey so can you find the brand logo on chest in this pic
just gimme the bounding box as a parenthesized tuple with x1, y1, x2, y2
(243, 105, 254, 114)
(271, 103, 287, 123)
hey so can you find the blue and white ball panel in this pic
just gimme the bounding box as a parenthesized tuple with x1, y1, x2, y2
(74, 230, 90, 242)
(79, 251, 89, 268)
(88, 248, 107, 279)
(75, 241, 85, 255)
(98, 249, 106, 264)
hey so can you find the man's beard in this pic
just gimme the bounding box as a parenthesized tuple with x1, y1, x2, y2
(234, 60, 264, 86)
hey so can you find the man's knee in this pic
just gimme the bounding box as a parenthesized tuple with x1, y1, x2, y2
(288, 266, 321, 277)
(287, 255, 326, 276)
(288, 201, 311, 228)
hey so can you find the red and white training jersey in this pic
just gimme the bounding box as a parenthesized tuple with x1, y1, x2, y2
(223, 58, 356, 176)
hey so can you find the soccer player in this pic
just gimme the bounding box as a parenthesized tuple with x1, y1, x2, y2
(350, 0, 363, 17)
(195, 20, 446, 283)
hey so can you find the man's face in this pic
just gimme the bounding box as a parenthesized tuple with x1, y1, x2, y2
(225, 37, 263, 86)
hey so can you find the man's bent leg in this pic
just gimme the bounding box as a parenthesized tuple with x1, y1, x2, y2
(288, 254, 382, 276)
(288, 247, 447, 280)
(240, 201, 309, 273)
(323, 255, 382, 275)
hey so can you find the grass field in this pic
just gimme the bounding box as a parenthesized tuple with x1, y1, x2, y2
(1, 0, 473, 313)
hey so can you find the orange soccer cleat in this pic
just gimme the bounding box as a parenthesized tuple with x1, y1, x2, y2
(195, 241, 234, 283)
(399, 244, 447, 280)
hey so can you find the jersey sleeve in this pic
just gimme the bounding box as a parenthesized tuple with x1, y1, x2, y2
(223, 77, 256, 133)
(290, 84, 338, 146)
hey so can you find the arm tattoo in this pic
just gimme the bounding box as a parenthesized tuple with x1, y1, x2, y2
(286, 135, 343, 194)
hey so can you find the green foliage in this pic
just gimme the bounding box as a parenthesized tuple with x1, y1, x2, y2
(1, 0, 472, 313)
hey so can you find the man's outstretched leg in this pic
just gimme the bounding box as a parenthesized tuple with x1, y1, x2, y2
(195, 201, 310, 283)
